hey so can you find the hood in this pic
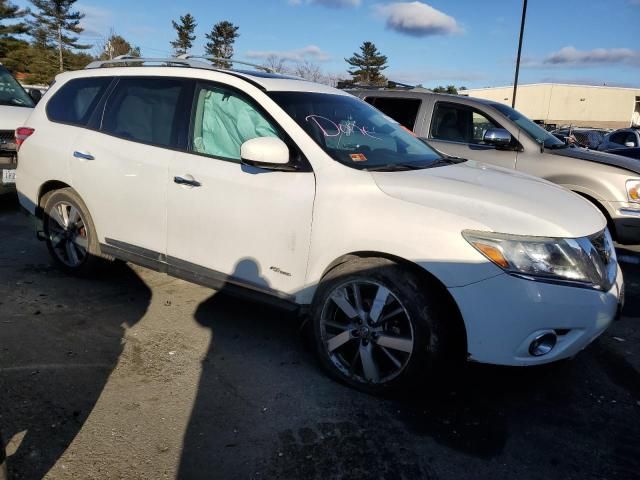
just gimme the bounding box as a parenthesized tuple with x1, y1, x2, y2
(549, 145, 640, 175)
(372, 161, 605, 238)
(0, 105, 32, 130)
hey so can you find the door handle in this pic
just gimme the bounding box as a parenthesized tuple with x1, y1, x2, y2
(73, 151, 94, 160)
(174, 175, 201, 187)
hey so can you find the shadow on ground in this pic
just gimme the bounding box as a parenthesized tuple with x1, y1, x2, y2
(0, 193, 151, 480)
(177, 255, 640, 480)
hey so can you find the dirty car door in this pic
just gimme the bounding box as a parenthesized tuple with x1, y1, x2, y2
(167, 81, 315, 298)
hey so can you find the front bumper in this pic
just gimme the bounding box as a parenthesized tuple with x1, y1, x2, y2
(610, 203, 640, 244)
(449, 267, 623, 366)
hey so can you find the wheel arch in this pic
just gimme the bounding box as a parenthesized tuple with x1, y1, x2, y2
(573, 191, 616, 238)
(36, 180, 73, 218)
(316, 251, 468, 356)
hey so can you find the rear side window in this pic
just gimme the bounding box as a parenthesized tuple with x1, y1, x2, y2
(101, 77, 192, 149)
(364, 97, 421, 130)
(46, 77, 113, 126)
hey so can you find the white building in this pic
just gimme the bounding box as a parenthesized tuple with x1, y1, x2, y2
(461, 83, 640, 129)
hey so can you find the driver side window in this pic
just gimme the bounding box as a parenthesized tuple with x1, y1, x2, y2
(430, 102, 501, 145)
(191, 84, 280, 161)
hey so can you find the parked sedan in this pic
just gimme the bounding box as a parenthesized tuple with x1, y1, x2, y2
(552, 127, 609, 149)
(598, 128, 640, 151)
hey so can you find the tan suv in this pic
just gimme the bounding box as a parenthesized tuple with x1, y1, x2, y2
(351, 89, 640, 244)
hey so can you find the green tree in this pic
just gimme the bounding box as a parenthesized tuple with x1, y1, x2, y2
(98, 33, 141, 60)
(29, 0, 90, 72)
(432, 85, 458, 94)
(170, 13, 196, 56)
(0, 0, 30, 69)
(204, 20, 239, 68)
(345, 41, 388, 85)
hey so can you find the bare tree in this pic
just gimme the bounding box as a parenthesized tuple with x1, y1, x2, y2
(293, 60, 323, 82)
(94, 28, 140, 60)
(262, 54, 289, 73)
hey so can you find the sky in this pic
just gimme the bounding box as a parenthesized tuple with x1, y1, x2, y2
(13, 0, 640, 88)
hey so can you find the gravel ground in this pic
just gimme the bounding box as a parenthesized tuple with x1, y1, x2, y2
(0, 194, 639, 480)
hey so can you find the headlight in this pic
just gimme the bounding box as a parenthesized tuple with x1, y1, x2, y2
(463, 229, 616, 290)
(626, 179, 640, 203)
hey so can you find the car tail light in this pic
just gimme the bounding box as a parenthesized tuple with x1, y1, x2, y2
(15, 127, 35, 151)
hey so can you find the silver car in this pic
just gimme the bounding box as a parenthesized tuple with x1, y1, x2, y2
(598, 128, 640, 151)
(351, 89, 640, 244)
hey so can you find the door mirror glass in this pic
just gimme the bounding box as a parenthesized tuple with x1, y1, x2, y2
(625, 141, 635, 148)
(483, 128, 512, 146)
(241, 137, 290, 167)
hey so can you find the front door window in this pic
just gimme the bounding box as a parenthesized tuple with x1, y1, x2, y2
(191, 85, 280, 161)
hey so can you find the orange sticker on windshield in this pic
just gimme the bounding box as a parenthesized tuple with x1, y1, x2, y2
(350, 153, 368, 162)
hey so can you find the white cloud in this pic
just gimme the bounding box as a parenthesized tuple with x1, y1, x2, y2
(542, 46, 640, 67)
(375, 1, 462, 37)
(245, 45, 331, 62)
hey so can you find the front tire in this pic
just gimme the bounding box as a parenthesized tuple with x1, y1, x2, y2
(311, 257, 458, 395)
(42, 188, 101, 275)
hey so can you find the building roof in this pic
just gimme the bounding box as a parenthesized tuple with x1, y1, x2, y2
(465, 83, 640, 92)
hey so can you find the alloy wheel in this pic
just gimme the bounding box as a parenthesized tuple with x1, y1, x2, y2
(47, 201, 89, 267)
(320, 280, 414, 384)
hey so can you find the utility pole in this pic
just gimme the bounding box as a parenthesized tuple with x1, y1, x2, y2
(512, 0, 527, 108)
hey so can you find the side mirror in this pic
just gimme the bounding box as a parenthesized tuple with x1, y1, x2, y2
(240, 137, 290, 168)
(624, 141, 636, 148)
(483, 128, 513, 147)
(28, 89, 42, 104)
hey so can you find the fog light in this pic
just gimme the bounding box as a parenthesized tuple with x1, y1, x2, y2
(529, 332, 557, 356)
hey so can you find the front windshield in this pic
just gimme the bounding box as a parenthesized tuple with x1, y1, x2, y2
(490, 102, 565, 149)
(0, 68, 34, 108)
(269, 92, 444, 170)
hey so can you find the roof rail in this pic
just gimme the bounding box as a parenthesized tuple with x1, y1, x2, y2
(176, 54, 272, 73)
(336, 80, 415, 90)
(85, 55, 273, 75)
(85, 56, 209, 70)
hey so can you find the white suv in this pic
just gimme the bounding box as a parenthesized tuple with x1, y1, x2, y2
(16, 57, 623, 393)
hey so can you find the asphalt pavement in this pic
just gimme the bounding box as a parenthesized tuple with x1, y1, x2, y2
(1, 193, 639, 480)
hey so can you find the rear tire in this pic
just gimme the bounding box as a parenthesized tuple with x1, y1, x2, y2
(42, 188, 102, 275)
(310, 257, 460, 395)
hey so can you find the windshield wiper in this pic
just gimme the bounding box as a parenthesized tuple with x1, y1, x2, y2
(364, 163, 421, 172)
(427, 157, 466, 168)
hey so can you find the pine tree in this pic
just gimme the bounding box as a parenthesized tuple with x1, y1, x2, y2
(0, 0, 30, 67)
(29, 0, 90, 72)
(204, 20, 239, 68)
(170, 13, 196, 56)
(345, 41, 388, 85)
